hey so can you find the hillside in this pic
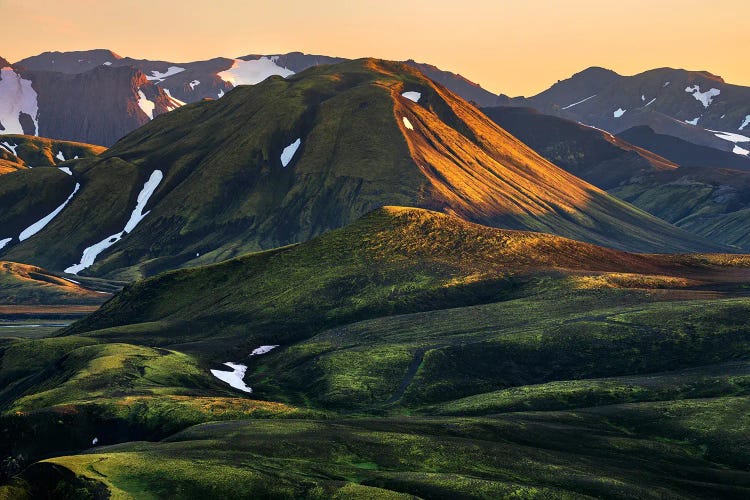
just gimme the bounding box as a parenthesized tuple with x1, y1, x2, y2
(0, 134, 104, 173)
(2, 208, 750, 497)
(0, 262, 110, 305)
(481, 106, 677, 189)
(0, 59, 724, 279)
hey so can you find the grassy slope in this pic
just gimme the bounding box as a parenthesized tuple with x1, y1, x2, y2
(2, 209, 750, 497)
(0, 262, 110, 305)
(0, 134, 104, 170)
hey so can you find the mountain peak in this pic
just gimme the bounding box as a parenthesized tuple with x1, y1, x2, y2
(0, 55, 10, 68)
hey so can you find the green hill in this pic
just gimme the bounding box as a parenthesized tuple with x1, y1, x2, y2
(0, 134, 104, 173)
(2, 208, 750, 497)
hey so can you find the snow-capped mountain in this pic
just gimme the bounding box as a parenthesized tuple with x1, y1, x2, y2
(1, 55, 180, 146)
(502, 67, 750, 156)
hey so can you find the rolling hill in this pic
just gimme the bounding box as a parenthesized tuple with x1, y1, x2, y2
(0, 59, 724, 279)
(2, 207, 750, 497)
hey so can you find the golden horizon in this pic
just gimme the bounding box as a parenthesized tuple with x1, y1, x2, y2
(2, 0, 748, 96)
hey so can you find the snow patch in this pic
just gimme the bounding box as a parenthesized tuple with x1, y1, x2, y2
(19, 183, 80, 241)
(280, 138, 301, 167)
(0, 68, 39, 135)
(60, 167, 72, 175)
(217, 89, 225, 98)
(103, 62, 112, 66)
(137, 90, 155, 119)
(189, 80, 200, 90)
(643, 97, 656, 107)
(162, 89, 185, 110)
(733, 145, 749, 156)
(0, 238, 11, 250)
(685, 117, 700, 125)
(561, 94, 596, 110)
(65, 170, 163, 274)
(641, 95, 645, 101)
(145, 66, 185, 82)
(402, 91, 421, 103)
(613, 108, 626, 118)
(740, 115, 750, 131)
(1, 141, 18, 156)
(684, 85, 721, 108)
(92, 437, 98, 445)
(211, 362, 252, 393)
(663, 81, 671, 87)
(56, 151, 65, 162)
(709, 130, 750, 144)
(217, 57, 294, 86)
(251, 345, 279, 356)
(402, 117, 414, 130)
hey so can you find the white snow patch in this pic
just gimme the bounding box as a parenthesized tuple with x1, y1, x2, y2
(251, 345, 279, 356)
(643, 97, 656, 107)
(103, 62, 112, 66)
(217, 89, 225, 98)
(402, 117, 414, 130)
(189, 80, 200, 90)
(60, 167, 72, 175)
(1, 141, 18, 156)
(613, 108, 626, 118)
(280, 138, 301, 167)
(561, 94, 596, 110)
(137, 90, 155, 119)
(740, 115, 750, 131)
(145, 66, 185, 82)
(92, 437, 98, 445)
(217, 57, 294, 86)
(684, 85, 721, 108)
(0, 68, 39, 135)
(211, 362, 252, 393)
(56, 151, 65, 162)
(162, 89, 185, 110)
(402, 91, 421, 103)
(0, 238, 11, 250)
(19, 183, 80, 241)
(709, 130, 750, 144)
(61, 277, 80, 285)
(65, 170, 163, 274)
(685, 117, 700, 125)
(641, 95, 645, 101)
(663, 81, 671, 87)
(734, 145, 749, 156)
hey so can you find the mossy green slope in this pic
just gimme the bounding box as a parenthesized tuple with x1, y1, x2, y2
(0, 134, 104, 172)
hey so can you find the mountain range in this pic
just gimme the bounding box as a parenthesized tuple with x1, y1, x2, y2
(2, 50, 750, 498)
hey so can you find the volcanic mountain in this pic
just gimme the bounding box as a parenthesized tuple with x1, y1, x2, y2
(0, 59, 723, 279)
(502, 67, 750, 156)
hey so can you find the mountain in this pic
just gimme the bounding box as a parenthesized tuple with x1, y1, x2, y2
(1, 55, 182, 146)
(481, 106, 678, 189)
(478, 107, 750, 250)
(0, 134, 104, 174)
(618, 125, 750, 170)
(9, 50, 510, 145)
(0, 59, 723, 279)
(4, 207, 750, 497)
(504, 67, 750, 156)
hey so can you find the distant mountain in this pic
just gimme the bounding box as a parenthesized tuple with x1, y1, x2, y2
(1, 56, 181, 146)
(481, 106, 677, 189)
(503, 67, 750, 156)
(617, 126, 750, 170)
(8, 50, 509, 144)
(0, 59, 720, 279)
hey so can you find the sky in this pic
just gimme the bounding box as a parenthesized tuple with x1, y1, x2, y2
(2, 0, 748, 96)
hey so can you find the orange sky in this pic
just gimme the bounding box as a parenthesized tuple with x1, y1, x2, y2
(2, 0, 748, 96)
